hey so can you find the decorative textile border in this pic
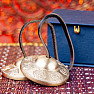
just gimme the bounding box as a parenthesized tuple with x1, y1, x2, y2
(0, 43, 44, 46)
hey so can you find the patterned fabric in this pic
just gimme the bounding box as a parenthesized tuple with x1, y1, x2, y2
(0, 45, 94, 94)
(0, 0, 94, 43)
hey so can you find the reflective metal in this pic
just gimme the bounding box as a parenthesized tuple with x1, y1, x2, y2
(21, 55, 69, 86)
(1, 58, 28, 80)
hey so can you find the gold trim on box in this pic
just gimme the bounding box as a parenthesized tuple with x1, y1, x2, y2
(74, 26, 80, 34)
(0, 43, 45, 47)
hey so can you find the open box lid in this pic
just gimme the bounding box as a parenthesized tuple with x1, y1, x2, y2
(48, 9, 94, 26)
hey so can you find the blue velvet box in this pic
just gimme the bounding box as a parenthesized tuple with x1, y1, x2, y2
(47, 9, 94, 67)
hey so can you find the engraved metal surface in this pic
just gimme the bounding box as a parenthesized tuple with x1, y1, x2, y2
(21, 55, 69, 86)
(1, 58, 28, 80)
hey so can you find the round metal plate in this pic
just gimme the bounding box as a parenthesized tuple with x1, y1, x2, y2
(21, 55, 69, 86)
(1, 58, 28, 80)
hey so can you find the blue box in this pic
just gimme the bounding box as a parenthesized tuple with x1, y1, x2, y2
(47, 9, 94, 67)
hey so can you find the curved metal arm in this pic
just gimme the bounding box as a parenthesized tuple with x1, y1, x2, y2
(38, 13, 74, 70)
(19, 20, 59, 60)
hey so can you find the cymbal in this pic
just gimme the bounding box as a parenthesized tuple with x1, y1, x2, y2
(1, 58, 28, 80)
(21, 55, 69, 86)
